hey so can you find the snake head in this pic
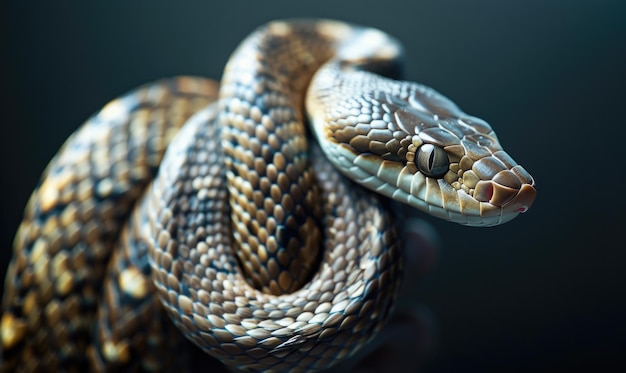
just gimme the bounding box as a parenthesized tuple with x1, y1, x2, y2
(307, 67, 536, 227)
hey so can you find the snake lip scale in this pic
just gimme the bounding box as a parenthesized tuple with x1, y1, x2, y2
(1, 19, 535, 372)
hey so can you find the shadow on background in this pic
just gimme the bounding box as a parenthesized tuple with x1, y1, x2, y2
(1, 1, 624, 372)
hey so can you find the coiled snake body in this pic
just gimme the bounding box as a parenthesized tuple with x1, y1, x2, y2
(1, 20, 536, 372)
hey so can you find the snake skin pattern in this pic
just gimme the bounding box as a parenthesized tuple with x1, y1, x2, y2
(1, 19, 536, 372)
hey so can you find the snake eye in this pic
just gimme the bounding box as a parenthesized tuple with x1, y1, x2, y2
(416, 144, 449, 178)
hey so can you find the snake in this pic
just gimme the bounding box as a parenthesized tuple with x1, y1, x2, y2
(0, 19, 536, 372)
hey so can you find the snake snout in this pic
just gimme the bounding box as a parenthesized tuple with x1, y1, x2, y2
(473, 164, 536, 215)
(504, 183, 536, 213)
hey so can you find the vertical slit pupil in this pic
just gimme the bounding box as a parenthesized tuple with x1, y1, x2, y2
(428, 149, 435, 171)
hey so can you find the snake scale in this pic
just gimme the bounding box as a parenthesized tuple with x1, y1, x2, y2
(0, 19, 536, 372)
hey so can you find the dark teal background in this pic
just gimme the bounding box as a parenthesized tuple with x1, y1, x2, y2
(1, 1, 624, 371)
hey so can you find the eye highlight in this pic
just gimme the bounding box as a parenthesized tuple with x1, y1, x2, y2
(416, 144, 449, 178)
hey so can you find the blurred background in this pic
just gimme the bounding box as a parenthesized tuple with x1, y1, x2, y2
(1, 1, 624, 371)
